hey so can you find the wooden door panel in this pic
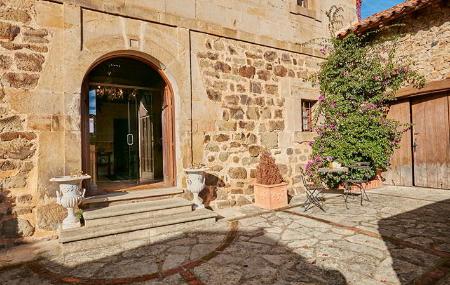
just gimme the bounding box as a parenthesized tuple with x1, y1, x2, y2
(162, 85, 175, 186)
(412, 93, 450, 189)
(385, 101, 413, 186)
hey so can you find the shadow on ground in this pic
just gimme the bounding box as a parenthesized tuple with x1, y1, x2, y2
(0, 221, 347, 285)
(378, 198, 450, 284)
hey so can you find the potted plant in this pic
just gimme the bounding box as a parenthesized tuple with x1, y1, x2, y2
(254, 151, 288, 210)
(184, 164, 208, 209)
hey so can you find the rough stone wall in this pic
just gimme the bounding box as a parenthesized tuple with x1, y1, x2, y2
(377, 2, 450, 82)
(192, 34, 322, 209)
(0, 0, 357, 241)
(0, 0, 65, 244)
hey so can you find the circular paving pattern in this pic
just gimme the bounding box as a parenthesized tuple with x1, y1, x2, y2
(1, 189, 450, 285)
(2, 221, 238, 285)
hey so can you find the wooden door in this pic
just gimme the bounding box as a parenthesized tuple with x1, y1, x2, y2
(161, 85, 176, 186)
(411, 93, 450, 189)
(385, 101, 413, 186)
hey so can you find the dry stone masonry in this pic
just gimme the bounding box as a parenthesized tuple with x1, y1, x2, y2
(0, 0, 64, 244)
(377, 2, 450, 82)
(0, 0, 358, 240)
(195, 35, 322, 209)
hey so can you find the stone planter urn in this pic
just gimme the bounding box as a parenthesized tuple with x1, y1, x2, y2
(50, 175, 91, 230)
(254, 182, 288, 210)
(185, 167, 208, 209)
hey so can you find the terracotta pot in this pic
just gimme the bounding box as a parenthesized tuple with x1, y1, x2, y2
(254, 182, 288, 210)
(338, 170, 383, 191)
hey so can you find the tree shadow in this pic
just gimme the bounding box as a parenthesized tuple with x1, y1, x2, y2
(377, 198, 450, 284)
(0, 221, 347, 284)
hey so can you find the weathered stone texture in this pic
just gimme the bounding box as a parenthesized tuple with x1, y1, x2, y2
(36, 203, 66, 231)
(195, 34, 322, 208)
(0, 0, 50, 241)
(15, 52, 45, 72)
(378, 3, 450, 82)
(0, 0, 359, 238)
(3, 72, 40, 89)
(0, 22, 20, 41)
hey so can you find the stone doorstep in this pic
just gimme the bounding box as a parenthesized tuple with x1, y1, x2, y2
(83, 198, 194, 227)
(81, 187, 184, 206)
(59, 208, 218, 244)
(60, 218, 217, 254)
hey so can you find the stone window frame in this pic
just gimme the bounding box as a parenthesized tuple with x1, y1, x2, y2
(289, 0, 320, 20)
(297, 0, 308, 8)
(301, 99, 317, 132)
(282, 81, 320, 146)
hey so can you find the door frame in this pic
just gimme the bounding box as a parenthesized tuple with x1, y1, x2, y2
(80, 52, 176, 194)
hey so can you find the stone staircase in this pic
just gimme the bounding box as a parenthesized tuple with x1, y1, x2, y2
(59, 189, 218, 251)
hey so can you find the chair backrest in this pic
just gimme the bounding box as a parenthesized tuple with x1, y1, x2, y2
(299, 167, 309, 184)
(347, 162, 372, 179)
(299, 167, 320, 190)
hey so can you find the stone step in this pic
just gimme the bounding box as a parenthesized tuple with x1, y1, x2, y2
(81, 187, 184, 208)
(59, 208, 218, 245)
(83, 197, 193, 227)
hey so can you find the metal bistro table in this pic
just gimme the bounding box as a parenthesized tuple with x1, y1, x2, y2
(318, 167, 350, 208)
(344, 162, 371, 208)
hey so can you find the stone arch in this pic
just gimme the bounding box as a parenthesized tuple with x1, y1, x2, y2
(79, 50, 178, 193)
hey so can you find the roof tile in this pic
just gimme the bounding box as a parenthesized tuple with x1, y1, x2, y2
(338, 0, 439, 37)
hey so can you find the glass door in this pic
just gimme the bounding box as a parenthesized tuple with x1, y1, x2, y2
(126, 91, 139, 181)
(88, 86, 164, 190)
(138, 91, 154, 182)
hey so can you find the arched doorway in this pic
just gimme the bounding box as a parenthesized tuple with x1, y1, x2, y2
(81, 55, 175, 194)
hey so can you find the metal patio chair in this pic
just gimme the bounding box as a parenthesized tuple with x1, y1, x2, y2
(300, 168, 326, 212)
(343, 162, 371, 208)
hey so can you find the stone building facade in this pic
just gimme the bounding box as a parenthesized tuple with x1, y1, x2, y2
(0, 0, 357, 240)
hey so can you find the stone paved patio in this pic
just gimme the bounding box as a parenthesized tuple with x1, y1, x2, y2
(1, 186, 449, 284)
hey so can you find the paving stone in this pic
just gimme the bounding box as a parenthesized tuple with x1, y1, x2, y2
(249, 233, 279, 245)
(333, 240, 385, 259)
(344, 234, 387, 251)
(281, 229, 310, 241)
(313, 231, 342, 241)
(194, 263, 243, 285)
(1, 188, 449, 285)
(190, 243, 218, 260)
(162, 254, 188, 271)
(262, 254, 288, 265)
(287, 238, 318, 248)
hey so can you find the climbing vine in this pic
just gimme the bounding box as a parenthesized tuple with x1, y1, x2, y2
(306, 32, 425, 187)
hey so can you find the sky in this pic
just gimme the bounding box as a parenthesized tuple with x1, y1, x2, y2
(361, 0, 405, 19)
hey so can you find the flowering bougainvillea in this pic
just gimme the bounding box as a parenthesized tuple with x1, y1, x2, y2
(307, 33, 425, 187)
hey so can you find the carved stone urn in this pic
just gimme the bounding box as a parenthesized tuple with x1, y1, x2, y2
(50, 175, 91, 230)
(185, 168, 208, 209)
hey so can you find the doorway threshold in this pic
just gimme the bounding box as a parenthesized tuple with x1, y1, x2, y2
(82, 187, 183, 206)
